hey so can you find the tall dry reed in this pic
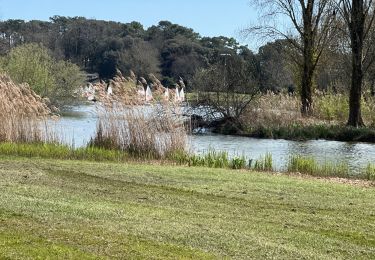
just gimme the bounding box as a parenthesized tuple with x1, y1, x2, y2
(90, 103, 188, 159)
(243, 91, 375, 128)
(0, 73, 55, 143)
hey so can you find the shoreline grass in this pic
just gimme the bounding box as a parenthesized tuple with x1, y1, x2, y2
(1, 142, 374, 181)
(240, 124, 375, 142)
(0, 156, 374, 259)
(287, 155, 350, 178)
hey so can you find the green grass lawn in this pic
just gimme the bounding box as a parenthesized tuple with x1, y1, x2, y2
(0, 156, 374, 259)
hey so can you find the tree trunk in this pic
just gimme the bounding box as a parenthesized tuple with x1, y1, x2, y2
(347, 0, 365, 127)
(301, 39, 314, 115)
(301, 2, 314, 116)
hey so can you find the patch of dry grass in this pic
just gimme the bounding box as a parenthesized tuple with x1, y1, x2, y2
(90, 103, 188, 159)
(243, 91, 375, 129)
(0, 73, 54, 143)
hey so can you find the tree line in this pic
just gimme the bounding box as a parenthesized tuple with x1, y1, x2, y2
(1, 8, 375, 128)
(0, 17, 254, 85)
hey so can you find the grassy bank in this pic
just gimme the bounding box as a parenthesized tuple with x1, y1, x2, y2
(0, 156, 374, 259)
(242, 124, 375, 142)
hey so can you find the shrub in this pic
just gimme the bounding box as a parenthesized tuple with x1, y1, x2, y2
(0, 43, 85, 107)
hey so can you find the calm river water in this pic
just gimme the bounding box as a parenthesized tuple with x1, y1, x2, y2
(54, 104, 375, 173)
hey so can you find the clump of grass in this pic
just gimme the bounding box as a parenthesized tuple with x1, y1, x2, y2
(0, 142, 127, 162)
(365, 163, 375, 181)
(0, 142, 70, 158)
(186, 149, 229, 168)
(230, 156, 247, 169)
(166, 149, 190, 165)
(320, 161, 350, 178)
(287, 155, 350, 178)
(251, 153, 273, 172)
(287, 155, 319, 174)
(167, 148, 248, 170)
(203, 150, 229, 168)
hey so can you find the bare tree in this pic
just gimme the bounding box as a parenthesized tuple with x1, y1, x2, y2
(193, 55, 260, 133)
(247, 0, 336, 115)
(336, 0, 375, 127)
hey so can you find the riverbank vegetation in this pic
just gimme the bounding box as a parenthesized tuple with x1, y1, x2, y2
(236, 92, 375, 142)
(287, 155, 350, 179)
(1, 141, 374, 181)
(0, 74, 372, 181)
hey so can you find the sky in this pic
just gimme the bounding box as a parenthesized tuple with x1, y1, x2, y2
(0, 0, 258, 48)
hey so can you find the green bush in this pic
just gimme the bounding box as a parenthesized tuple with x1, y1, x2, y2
(0, 43, 85, 107)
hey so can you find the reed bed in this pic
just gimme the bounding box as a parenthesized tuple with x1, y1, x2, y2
(243, 92, 375, 129)
(0, 73, 56, 144)
(89, 104, 188, 159)
(167, 148, 270, 171)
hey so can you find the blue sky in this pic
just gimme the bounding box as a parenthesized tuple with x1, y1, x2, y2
(0, 0, 257, 47)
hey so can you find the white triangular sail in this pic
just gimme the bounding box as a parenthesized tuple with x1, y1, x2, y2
(107, 86, 113, 96)
(164, 88, 169, 100)
(175, 87, 180, 102)
(179, 88, 185, 102)
(146, 85, 153, 102)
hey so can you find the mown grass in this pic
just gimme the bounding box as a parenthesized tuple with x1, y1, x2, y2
(0, 156, 374, 259)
